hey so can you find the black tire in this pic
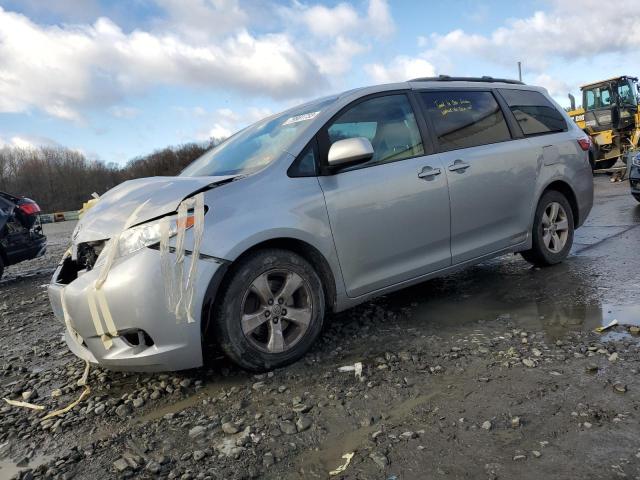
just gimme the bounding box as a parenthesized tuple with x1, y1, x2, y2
(633, 193, 640, 203)
(521, 190, 574, 267)
(0, 255, 3, 280)
(214, 249, 325, 371)
(596, 158, 617, 170)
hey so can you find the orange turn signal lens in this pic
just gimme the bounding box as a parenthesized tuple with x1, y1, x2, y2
(176, 215, 195, 230)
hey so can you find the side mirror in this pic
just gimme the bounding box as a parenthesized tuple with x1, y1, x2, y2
(327, 137, 374, 168)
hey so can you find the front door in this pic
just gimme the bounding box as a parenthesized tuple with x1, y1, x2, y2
(318, 93, 451, 298)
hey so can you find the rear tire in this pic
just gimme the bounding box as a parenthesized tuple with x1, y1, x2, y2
(214, 249, 325, 372)
(521, 190, 574, 267)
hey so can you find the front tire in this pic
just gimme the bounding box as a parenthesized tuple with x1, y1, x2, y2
(214, 249, 325, 371)
(633, 193, 640, 203)
(521, 190, 574, 267)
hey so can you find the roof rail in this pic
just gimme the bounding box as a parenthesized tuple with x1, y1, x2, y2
(409, 75, 525, 85)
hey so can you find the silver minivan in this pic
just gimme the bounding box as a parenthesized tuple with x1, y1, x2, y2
(48, 77, 594, 372)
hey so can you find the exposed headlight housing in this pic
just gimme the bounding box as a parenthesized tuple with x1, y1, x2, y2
(633, 152, 640, 167)
(95, 212, 196, 268)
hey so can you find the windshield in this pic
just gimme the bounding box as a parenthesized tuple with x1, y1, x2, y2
(181, 97, 336, 177)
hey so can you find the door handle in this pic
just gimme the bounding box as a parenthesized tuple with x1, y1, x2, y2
(448, 159, 470, 172)
(418, 166, 442, 179)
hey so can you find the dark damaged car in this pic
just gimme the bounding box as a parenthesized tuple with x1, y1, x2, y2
(0, 192, 47, 279)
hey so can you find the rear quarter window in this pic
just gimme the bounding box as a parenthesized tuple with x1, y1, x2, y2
(419, 91, 511, 152)
(499, 89, 567, 136)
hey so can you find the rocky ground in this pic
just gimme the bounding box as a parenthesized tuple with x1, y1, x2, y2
(1, 176, 640, 480)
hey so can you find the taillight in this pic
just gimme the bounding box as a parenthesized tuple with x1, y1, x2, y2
(18, 201, 41, 215)
(577, 137, 591, 151)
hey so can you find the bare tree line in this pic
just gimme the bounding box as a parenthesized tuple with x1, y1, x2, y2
(0, 141, 214, 212)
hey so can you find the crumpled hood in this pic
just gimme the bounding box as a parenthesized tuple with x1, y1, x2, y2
(73, 175, 234, 243)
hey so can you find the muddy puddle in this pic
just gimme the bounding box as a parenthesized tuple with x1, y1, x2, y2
(387, 278, 640, 341)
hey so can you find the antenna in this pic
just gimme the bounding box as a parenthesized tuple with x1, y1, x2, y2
(517, 62, 522, 82)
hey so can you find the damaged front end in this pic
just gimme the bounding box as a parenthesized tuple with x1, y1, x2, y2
(0, 192, 47, 279)
(48, 176, 232, 372)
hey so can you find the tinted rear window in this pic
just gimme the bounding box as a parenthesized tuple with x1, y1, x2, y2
(419, 91, 511, 152)
(499, 89, 567, 136)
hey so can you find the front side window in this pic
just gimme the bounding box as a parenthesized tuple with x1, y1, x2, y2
(327, 94, 424, 166)
(499, 89, 567, 136)
(420, 91, 511, 151)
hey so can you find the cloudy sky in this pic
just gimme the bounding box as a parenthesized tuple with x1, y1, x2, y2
(0, 0, 638, 164)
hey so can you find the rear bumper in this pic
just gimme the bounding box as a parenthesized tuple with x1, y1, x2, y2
(48, 248, 223, 372)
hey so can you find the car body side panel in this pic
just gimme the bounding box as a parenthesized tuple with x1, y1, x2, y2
(196, 156, 347, 301)
(526, 131, 593, 229)
(439, 138, 540, 265)
(318, 154, 451, 297)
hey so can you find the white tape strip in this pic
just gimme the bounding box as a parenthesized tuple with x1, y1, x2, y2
(89, 201, 149, 349)
(184, 193, 205, 323)
(159, 193, 206, 324)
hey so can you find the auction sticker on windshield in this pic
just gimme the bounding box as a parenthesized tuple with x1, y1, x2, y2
(282, 111, 320, 125)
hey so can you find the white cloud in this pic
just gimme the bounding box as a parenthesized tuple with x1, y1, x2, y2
(152, 0, 248, 41)
(315, 36, 367, 76)
(532, 74, 573, 99)
(0, 7, 325, 122)
(365, 56, 436, 84)
(424, 0, 640, 72)
(292, 0, 393, 39)
(194, 106, 273, 142)
(0, 135, 60, 149)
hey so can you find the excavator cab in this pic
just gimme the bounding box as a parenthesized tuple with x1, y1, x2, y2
(582, 76, 638, 132)
(568, 76, 640, 169)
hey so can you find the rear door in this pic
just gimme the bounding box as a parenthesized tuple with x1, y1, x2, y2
(318, 93, 451, 297)
(418, 89, 539, 264)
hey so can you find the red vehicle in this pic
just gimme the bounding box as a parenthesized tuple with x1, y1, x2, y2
(0, 191, 47, 279)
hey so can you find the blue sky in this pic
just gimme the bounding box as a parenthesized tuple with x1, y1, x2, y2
(0, 0, 637, 164)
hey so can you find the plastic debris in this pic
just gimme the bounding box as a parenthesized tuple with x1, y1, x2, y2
(329, 452, 355, 476)
(594, 319, 618, 333)
(2, 398, 45, 410)
(42, 386, 90, 420)
(338, 362, 363, 380)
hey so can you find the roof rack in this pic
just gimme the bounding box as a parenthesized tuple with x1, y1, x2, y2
(409, 75, 525, 85)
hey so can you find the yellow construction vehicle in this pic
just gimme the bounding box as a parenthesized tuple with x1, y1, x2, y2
(567, 75, 640, 169)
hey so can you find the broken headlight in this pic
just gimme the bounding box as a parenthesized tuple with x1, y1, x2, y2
(633, 153, 640, 167)
(95, 212, 196, 267)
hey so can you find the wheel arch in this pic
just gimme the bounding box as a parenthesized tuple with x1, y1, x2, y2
(540, 180, 580, 226)
(200, 237, 338, 341)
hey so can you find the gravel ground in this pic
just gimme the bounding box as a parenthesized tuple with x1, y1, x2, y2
(1, 176, 640, 480)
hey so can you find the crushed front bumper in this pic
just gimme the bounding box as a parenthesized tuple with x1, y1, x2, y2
(48, 248, 222, 372)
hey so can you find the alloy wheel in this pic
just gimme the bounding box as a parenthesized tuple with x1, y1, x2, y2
(240, 269, 313, 353)
(542, 201, 569, 253)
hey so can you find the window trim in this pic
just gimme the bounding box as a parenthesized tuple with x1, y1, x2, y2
(287, 136, 319, 178)
(317, 90, 434, 176)
(415, 88, 516, 154)
(496, 88, 569, 138)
